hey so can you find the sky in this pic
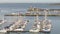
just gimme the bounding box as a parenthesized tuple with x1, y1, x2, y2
(0, 0, 60, 3)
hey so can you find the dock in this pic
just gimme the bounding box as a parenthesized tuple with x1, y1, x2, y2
(0, 7, 52, 33)
(7, 30, 50, 33)
(4, 7, 60, 16)
(4, 14, 60, 16)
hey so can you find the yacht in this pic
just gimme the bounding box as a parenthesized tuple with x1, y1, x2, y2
(14, 20, 28, 31)
(42, 9, 52, 32)
(42, 20, 51, 32)
(0, 22, 15, 33)
(29, 8, 40, 32)
(0, 20, 7, 25)
(0, 21, 7, 33)
(29, 22, 40, 32)
(0, 29, 7, 33)
(14, 27, 23, 31)
(21, 20, 28, 28)
(0, 26, 10, 33)
(12, 15, 28, 31)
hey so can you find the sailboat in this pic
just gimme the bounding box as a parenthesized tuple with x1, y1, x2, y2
(0, 16, 7, 33)
(14, 16, 28, 31)
(0, 16, 7, 25)
(0, 22, 15, 33)
(14, 20, 28, 31)
(29, 8, 40, 32)
(0, 12, 28, 32)
(42, 9, 51, 32)
(0, 20, 5, 25)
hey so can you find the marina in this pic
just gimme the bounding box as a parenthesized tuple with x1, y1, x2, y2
(0, 15, 29, 33)
(0, 8, 52, 33)
(0, 3, 60, 34)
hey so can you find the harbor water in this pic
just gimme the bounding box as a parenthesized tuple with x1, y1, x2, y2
(0, 3, 60, 34)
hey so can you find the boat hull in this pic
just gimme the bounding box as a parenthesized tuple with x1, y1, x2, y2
(14, 28, 23, 31)
(0, 29, 7, 33)
(29, 29, 40, 32)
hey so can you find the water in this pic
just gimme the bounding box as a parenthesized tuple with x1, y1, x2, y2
(0, 3, 60, 34)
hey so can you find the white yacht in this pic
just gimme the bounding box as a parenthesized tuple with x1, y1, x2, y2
(14, 16, 28, 31)
(42, 9, 52, 32)
(29, 22, 40, 32)
(0, 23, 15, 33)
(0, 28, 7, 33)
(29, 8, 40, 32)
(42, 20, 51, 32)
(0, 30, 7, 33)
(0, 16, 7, 25)
(21, 20, 28, 28)
(14, 28, 23, 31)
(0, 20, 7, 25)
(14, 20, 28, 31)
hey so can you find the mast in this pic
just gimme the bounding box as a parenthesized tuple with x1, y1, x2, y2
(44, 9, 48, 20)
(3, 15, 4, 21)
(34, 8, 39, 23)
(36, 8, 39, 23)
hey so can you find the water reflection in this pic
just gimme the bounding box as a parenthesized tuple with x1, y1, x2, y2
(6, 32, 22, 34)
(30, 32, 39, 34)
(0, 32, 51, 34)
(0, 32, 6, 34)
(42, 32, 50, 34)
(29, 32, 50, 34)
